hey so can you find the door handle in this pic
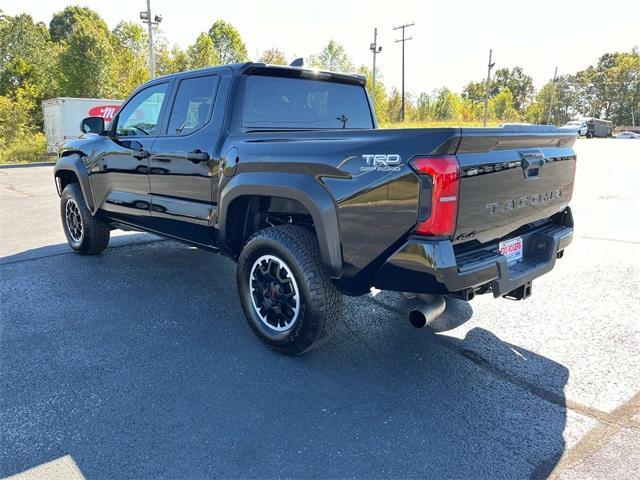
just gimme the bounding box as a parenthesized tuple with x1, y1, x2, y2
(185, 150, 210, 163)
(132, 149, 150, 160)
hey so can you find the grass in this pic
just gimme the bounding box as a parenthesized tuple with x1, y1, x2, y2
(379, 120, 501, 129)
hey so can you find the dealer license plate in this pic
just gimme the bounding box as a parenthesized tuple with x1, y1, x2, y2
(499, 236, 523, 264)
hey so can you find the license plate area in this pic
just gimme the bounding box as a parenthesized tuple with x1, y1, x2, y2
(499, 236, 523, 264)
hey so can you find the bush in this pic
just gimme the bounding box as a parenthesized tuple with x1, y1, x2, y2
(0, 132, 47, 164)
(0, 94, 47, 164)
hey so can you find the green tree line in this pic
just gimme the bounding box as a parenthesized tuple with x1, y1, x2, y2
(0, 6, 638, 162)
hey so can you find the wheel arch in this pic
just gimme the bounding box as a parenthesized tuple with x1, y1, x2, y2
(54, 152, 96, 212)
(218, 172, 342, 278)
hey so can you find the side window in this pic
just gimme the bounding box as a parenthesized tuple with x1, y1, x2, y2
(115, 83, 168, 137)
(166, 75, 220, 136)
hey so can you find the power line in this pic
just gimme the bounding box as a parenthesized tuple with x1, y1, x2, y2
(393, 22, 414, 122)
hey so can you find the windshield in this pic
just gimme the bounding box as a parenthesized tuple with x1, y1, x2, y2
(242, 75, 373, 130)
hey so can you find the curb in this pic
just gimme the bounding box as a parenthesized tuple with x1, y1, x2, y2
(0, 161, 56, 169)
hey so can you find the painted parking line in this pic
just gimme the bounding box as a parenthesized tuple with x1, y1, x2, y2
(5, 455, 85, 480)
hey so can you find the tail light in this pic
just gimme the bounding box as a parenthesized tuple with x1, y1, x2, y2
(410, 155, 460, 236)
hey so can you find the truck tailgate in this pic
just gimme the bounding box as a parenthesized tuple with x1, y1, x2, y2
(453, 127, 576, 244)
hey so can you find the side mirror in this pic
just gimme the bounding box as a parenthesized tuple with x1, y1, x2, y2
(80, 116, 105, 135)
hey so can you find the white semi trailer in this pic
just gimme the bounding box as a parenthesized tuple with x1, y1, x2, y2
(42, 97, 122, 155)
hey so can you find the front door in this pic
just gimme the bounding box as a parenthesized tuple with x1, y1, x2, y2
(91, 81, 171, 226)
(148, 73, 222, 245)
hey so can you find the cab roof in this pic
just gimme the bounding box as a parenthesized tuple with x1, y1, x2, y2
(156, 62, 366, 87)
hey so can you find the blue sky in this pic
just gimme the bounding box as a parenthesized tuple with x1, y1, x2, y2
(4, 0, 639, 94)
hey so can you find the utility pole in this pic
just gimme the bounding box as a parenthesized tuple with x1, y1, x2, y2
(547, 66, 558, 125)
(140, 0, 163, 79)
(394, 22, 414, 122)
(370, 28, 382, 106)
(483, 49, 495, 127)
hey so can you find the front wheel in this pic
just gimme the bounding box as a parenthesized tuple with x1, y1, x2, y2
(60, 183, 110, 255)
(236, 225, 343, 355)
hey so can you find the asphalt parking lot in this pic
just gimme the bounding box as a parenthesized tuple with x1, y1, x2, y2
(1, 139, 639, 479)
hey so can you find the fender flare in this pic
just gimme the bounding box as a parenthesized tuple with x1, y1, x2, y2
(53, 153, 96, 212)
(218, 172, 342, 278)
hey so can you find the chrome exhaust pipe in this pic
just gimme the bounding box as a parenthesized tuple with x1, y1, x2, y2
(408, 295, 446, 329)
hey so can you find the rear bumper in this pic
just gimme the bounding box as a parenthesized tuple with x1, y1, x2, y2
(373, 208, 573, 298)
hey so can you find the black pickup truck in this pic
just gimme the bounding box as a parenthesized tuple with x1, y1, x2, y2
(54, 62, 576, 354)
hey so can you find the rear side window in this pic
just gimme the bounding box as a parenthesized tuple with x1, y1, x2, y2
(166, 75, 220, 136)
(242, 76, 373, 130)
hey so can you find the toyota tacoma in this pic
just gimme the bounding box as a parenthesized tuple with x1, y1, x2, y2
(54, 62, 576, 354)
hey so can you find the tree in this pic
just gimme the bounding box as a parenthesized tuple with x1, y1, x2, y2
(113, 21, 147, 59)
(156, 43, 190, 76)
(357, 65, 388, 120)
(524, 48, 640, 126)
(385, 88, 404, 122)
(308, 40, 354, 73)
(0, 14, 58, 124)
(575, 49, 640, 125)
(525, 81, 573, 125)
(462, 80, 485, 105)
(464, 67, 534, 118)
(58, 17, 115, 98)
(432, 88, 459, 120)
(489, 87, 519, 122)
(492, 67, 534, 113)
(412, 92, 432, 121)
(207, 20, 247, 64)
(186, 33, 221, 69)
(259, 47, 287, 65)
(111, 22, 149, 98)
(49, 5, 107, 43)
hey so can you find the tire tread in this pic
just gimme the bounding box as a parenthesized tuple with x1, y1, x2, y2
(61, 183, 110, 255)
(238, 225, 342, 354)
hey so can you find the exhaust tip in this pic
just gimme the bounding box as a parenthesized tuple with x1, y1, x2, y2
(409, 310, 427, 329)
(407, 295, 446, 329)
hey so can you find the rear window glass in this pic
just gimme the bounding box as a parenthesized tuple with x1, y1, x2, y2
(167, 75, 219, 136)
(242, 76, 373, 130)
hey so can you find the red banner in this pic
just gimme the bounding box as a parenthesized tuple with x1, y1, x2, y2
(88, 105, 120, 121)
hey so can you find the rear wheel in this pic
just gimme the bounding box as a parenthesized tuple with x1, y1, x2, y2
(237, 225, 342, 355)
(60, 183, 110, 255)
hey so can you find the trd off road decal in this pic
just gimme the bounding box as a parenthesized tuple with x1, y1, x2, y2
(361, 154, 402, 172)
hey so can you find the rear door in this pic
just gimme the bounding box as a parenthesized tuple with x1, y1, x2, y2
(454, 127, 577, 244)
(148, 72, 223, 245)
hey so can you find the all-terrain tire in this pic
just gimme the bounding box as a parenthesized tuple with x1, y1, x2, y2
(237, 225, 343, 355)
(60, 182, 110, 255)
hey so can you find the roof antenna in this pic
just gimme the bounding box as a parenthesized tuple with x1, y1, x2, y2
(289, 58, 304, 67)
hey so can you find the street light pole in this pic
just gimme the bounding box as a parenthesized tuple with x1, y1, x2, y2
(547, 66, 558, 125)
(394, 22, 414, 122)
(483, 49, 495, 127)
(370, 28, 382, 106)
(140, 0, 163, 79)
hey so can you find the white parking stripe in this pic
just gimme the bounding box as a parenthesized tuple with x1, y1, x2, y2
(5, 455, 85, 480)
